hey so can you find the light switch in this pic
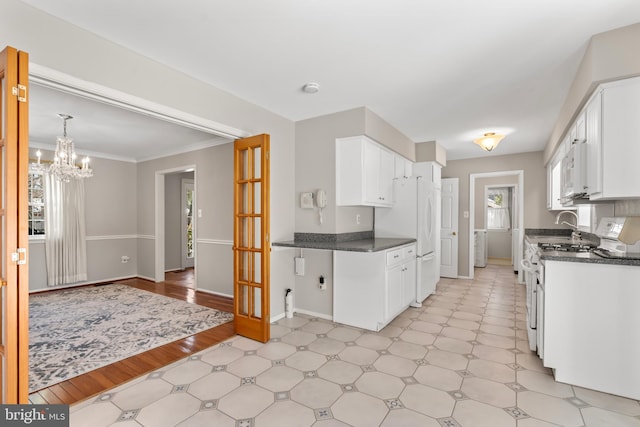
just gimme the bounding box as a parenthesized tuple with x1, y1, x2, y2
(463, 211, 469, 219)
(198, 209, 202, 218)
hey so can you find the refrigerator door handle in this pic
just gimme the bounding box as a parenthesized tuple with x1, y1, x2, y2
(421, 251, 436, 261)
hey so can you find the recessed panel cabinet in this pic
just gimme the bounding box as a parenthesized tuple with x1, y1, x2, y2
(586, 78, 640, 200)
(336, 135, 395, 207)
(333, 243, 416, 331)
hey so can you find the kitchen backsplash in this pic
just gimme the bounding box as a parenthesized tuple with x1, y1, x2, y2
(614, 199, 640, 216)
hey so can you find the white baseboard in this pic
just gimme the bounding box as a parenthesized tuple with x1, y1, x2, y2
(270, 312, 286, 323)
(197, 288, 233, 299)
(294, 308, 333, 322)
(29, 275, 137, 293)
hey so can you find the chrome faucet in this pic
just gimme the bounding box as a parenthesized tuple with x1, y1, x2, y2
(555, 210, 581, 240)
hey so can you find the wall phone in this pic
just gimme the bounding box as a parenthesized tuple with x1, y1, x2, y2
(315, 189, 327, 208)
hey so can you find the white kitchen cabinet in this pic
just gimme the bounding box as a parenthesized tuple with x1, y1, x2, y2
(542, 260, 640, 400)
(394, 154, 413, 179)
(336, 135, 394, 207)
(546, 152, 565, 211)
(333, 243, 416, 331)
(585, 77, 640, 200)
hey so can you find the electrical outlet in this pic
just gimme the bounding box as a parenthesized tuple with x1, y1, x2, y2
(121, 256, 130, 263)
(356, 214, 361, 224)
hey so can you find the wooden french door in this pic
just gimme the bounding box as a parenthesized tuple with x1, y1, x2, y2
(0, 46, 30, 403)
(233, 134, 270, 343)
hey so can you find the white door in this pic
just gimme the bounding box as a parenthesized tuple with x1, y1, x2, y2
(440, 178, 459, 278)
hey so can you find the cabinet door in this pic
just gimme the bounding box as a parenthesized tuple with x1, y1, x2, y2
(363, 142, 381, 205)
(385, 264, 404, 321)
(546, 165, 552, 210)
(585, 90, 602, 197)
(575, 111, 586, 142)
(379, 149, 394, 205)
(403, 259, 417, 306)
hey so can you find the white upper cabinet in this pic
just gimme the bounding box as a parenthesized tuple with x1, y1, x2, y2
(394, 154, 413, 179)
(586, 77, 640, 200)
(336, 135, 396, 207)
(550, 76, 640, 204)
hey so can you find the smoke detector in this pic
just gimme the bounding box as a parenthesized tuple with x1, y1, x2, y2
(302, 82, 320, 94)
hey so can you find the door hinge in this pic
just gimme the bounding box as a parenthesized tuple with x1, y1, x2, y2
(266, 151, 270, 160)
(11, 248, 27, 265)
(0, 280, 6, 287)
(12, 85, 27, 102)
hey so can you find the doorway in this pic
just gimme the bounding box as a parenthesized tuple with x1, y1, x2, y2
(469, 171, 524, 282)
(484, 184, 518, 267)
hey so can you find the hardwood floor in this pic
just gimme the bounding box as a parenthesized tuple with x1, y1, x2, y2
(28, 273, 236, 405)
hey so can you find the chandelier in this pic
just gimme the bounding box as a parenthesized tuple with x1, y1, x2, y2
(33, 114, 93, 182)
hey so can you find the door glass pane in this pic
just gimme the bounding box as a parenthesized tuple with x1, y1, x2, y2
(238, 284, 249, 316)
(239, 217, 249, 249)
(253, 287, 262, 319)
(253, 147, 261, 179)
(254, 218, 261, 249)
(239, 251, 249, 282)
(254, 182, 261, 214)
(186, 187, 194, 258)
(240, 183, 249, 214)
(253, 252, 262, 284)
(240, 149, 248, 180)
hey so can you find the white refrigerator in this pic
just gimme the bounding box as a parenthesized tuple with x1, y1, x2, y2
(375, 163, 441, 307)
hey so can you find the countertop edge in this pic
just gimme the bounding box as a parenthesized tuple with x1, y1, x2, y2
(272, 237, 416, 252)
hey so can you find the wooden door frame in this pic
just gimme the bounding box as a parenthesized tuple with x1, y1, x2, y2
(233, 134, 270, 343)
(0, 45, 30, 403)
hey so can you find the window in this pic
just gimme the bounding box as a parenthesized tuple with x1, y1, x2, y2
(28, 170, 46, 236)
(487, 187, 511, 230)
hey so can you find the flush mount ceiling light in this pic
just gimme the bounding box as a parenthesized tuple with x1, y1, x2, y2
(302, 82, 320, 94)
(473, 132, 505, 152)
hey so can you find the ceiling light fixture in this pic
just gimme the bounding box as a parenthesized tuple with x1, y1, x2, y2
(473, 132, 505, 152)
(32, 114, 93, 182)
(302, 82, 320, 94)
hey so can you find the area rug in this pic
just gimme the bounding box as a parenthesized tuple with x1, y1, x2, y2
(28, 284, 234, 392)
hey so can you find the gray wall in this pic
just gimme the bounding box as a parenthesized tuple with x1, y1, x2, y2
(29, 152, 138, 291)
(443, 151, 558, 278)
(7, 0, 296, 318)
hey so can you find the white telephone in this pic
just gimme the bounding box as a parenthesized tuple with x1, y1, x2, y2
(315, 189, 327, 208)
(315, 190, 327, 224)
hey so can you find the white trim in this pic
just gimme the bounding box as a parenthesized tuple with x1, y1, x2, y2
(469, 170, 524, 282)
(29, 63, 250, 142)
(270, 312, 286, 323)
(456, 275, 473, 280)
(137, 235, 156, 240)
(86, 234, 140, 241)
(294, 308, 334, 322)
(28, 275, 137, 293)
(197, 288, 234, 299)
(197, 239, 233, 246)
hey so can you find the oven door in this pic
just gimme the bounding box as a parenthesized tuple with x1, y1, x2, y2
(520, 258, 538, 351)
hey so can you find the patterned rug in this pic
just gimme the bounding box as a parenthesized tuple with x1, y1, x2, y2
(29, 284, 234, 392)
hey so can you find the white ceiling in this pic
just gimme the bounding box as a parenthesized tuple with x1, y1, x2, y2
(29, 83, 231, 163)
(20, 0, 640, 161)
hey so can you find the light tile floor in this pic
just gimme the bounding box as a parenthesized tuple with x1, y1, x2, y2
(71, 265, 640, 427)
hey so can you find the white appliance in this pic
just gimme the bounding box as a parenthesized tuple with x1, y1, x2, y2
(592, 216, 640, 258)
(474, 229, 488, 267)
(520, 240, 539, 352)
(560, 141, 587, 202)
(375, 162, 441, 307)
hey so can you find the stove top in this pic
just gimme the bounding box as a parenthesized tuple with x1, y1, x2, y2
(538, 242, 597, 252)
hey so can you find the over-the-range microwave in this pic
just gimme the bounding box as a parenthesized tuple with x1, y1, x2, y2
(561, 141, 587, 201)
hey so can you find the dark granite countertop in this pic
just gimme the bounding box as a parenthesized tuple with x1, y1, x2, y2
(525, 229, 640, 266)
(272, 231, 416, 252)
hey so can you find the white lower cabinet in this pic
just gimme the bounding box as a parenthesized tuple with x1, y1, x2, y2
(333, 243, 416, 331)
(542, 260, 640, 400)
